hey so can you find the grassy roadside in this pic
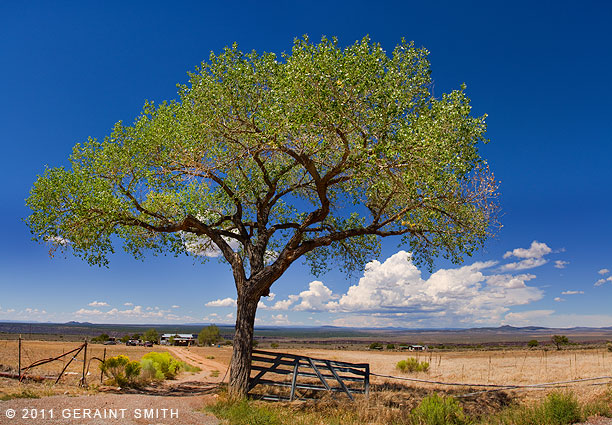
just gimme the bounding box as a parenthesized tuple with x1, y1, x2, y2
(206, 387, 612, 425)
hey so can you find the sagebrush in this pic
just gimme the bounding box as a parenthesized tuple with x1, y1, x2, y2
(397, 357, 430, 373)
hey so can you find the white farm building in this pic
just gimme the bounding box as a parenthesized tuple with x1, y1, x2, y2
(160, 333, 198, 346)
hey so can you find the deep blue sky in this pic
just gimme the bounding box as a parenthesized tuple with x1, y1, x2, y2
(1, 1, 610, 328)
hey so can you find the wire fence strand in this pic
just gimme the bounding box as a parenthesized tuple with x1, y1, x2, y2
(370, 372, 612, 397)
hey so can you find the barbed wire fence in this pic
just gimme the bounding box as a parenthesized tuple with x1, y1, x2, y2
(368, 372, 612, 398)
(0, 337, 91, 386)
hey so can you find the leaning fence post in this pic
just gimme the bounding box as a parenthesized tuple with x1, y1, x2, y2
(100, 348, 106, 384)
(18, 335, 21, 380)
(81, 341, 88, 387)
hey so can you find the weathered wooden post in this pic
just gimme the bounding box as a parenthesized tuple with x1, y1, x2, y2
(81, 341, 88, 387)
(100, 348, 106, 384)
(18, 335, 21, 379)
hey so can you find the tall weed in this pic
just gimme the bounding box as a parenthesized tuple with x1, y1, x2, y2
(411, 393, 469, 425)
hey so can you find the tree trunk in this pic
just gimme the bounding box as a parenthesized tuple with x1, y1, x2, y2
(229, 292, 259, 397)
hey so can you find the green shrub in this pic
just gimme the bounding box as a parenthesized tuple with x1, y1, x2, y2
(140, 351, 182, 379)
(411, 393, 468, 425)
(387, 344, 396, 350)
(527, 339, 539, 348)
(140, 358, 165, 381)
(270, 343, 279, 348)
(488, 391, 583, 425)
(100, 355, 142, 387)
(540, 392, 581, 425)
(369, 342, 383, 350)
(607, 342, 612, 352)
(397, 357, 430, 373)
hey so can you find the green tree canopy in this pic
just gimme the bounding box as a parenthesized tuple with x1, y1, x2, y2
(552, 335, 570, 350)
(143, 328, 159, 343)
(198, 324, 221, 346)
(26, 36, 499, 395)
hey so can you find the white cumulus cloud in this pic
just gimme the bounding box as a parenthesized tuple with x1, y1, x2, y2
(271, 295, 299, 310)
(88, 301, 109, 307)
(205, 297, 237, 307)
(503, 241, 552, 259)
(561, 290, 584, 295)
(501, 241, 552, 270)
(595, 276, 612, 287)
(554, 260, 569, 269)
(501, 258, 548, 271)
(270, 314, 291, 325)
(598, 268, 610, 275)
(293, 281, 336, 311)
(274, 251, 543, 326)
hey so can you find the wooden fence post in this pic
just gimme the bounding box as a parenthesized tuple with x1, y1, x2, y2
(18, 335, 21, 380)
(81, 341, 88, 387)
(100, 348, 106, 384)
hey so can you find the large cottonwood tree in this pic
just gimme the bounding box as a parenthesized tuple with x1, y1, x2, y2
(26, 37, 499, 395)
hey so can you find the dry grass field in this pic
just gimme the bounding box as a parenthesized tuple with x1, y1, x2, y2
(0, 339, 172, 396)
(0, 339, 169, 375)
(1, 339, 611, 405)
(261, 347, 612, 404)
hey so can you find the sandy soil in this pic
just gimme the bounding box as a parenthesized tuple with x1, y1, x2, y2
(0, 392, 220, 425)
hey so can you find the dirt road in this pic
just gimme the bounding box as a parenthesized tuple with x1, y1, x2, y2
(165, 346, 229, 384)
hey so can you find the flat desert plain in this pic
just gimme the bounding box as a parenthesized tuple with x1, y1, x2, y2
(0, 340, 611, 425)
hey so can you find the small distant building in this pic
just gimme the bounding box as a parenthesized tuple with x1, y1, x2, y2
(408, 345, 427, 351)
(160, 333, 197, 346)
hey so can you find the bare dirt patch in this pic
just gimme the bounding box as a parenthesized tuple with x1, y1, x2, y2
(1, 392, 220, 425)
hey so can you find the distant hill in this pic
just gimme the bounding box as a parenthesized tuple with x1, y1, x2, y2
(1, 321, 612, 345)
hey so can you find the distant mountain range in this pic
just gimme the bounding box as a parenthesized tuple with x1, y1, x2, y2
(1, 321, 612, 344)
